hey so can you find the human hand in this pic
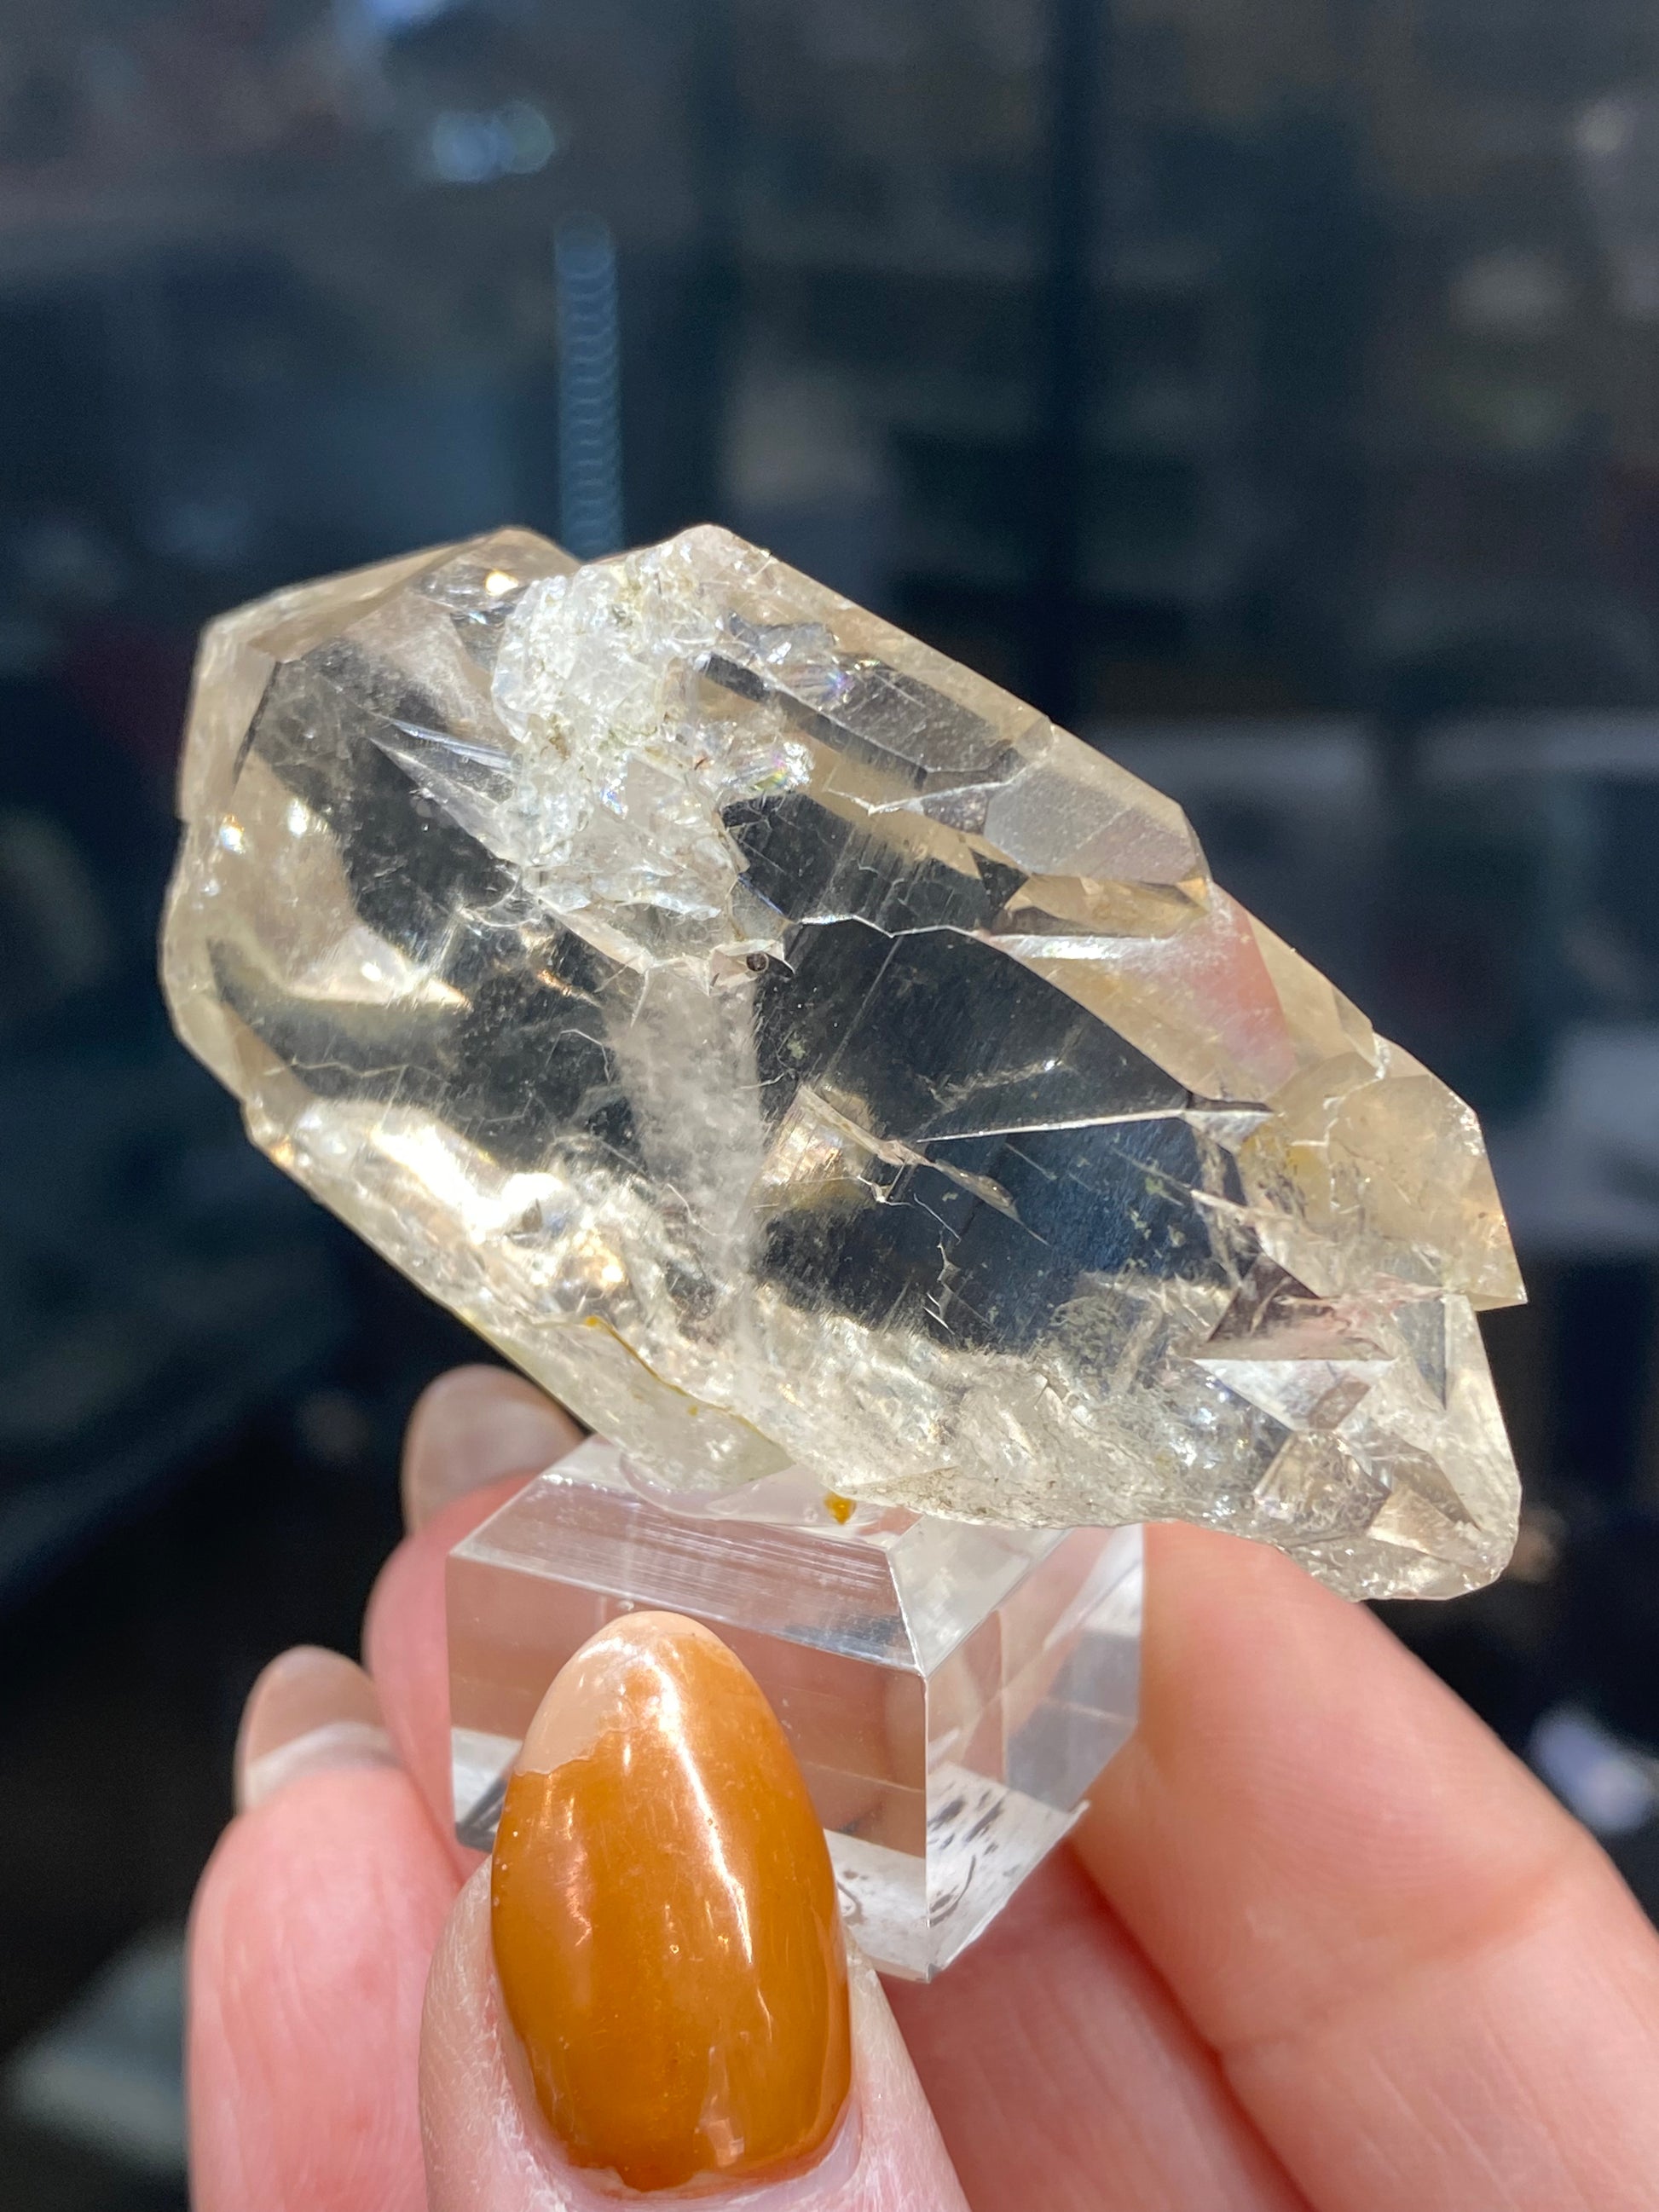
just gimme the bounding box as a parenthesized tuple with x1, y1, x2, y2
(188, 1366, 1659, 2210)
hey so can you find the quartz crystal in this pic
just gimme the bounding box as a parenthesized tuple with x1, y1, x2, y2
(162, 524, 1524, 1599)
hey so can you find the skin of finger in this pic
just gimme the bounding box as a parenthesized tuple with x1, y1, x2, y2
(364, 1472, 539, 1869)
(885, 1851, 1309, 2212)
(421, 1868, 969, 2212)
(188, 1765, 460, 2212)
(1073, 1522, 1659, 2212)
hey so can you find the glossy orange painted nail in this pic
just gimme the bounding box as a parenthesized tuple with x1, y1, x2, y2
(489, 1611, 852, 2194)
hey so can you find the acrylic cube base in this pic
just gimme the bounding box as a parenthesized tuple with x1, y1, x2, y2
(448, 1438, 1142, 1980)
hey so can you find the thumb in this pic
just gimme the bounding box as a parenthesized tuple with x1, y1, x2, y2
(419, 1613, 966, 2210)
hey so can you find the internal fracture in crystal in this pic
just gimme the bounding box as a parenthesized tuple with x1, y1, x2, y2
(162, 525, 1524, 1598)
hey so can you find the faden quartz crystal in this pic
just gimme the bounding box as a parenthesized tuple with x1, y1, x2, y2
(163, 524, 1523, 1600)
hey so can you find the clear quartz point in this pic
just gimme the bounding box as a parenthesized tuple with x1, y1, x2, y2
(162, 523, 1523, 1600)
(447, 1435, 1142, 1979)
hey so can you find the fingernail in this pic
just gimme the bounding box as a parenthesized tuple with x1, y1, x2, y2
(490, 1612, 852, 2194)
(234, 1647, 398, 1812)
(401, 1366, 579, 1532)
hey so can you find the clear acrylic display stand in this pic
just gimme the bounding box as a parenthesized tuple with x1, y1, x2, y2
(448, 1438, 1142, 1980)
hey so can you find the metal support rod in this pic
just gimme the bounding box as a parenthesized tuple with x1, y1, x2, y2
(1031, 0, 1107, 725)
(555, 216, 625, 559)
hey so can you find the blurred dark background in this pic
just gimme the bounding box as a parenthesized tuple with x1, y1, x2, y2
(1, 3, 1657, 2202)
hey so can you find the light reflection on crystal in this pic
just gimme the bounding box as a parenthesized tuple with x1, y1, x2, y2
(162, 524, 1524, 1598)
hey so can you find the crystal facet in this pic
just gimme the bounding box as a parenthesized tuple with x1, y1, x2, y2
(162, 525, 1523, 1598)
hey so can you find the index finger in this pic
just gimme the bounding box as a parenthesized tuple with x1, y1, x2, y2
(1073, 1524, 1659, 2212)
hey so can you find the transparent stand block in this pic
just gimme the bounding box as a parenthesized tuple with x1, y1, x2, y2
(448, 1438, 1142, 1979)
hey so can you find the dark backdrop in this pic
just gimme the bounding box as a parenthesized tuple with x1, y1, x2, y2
(1, 6, 1656, 2203)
